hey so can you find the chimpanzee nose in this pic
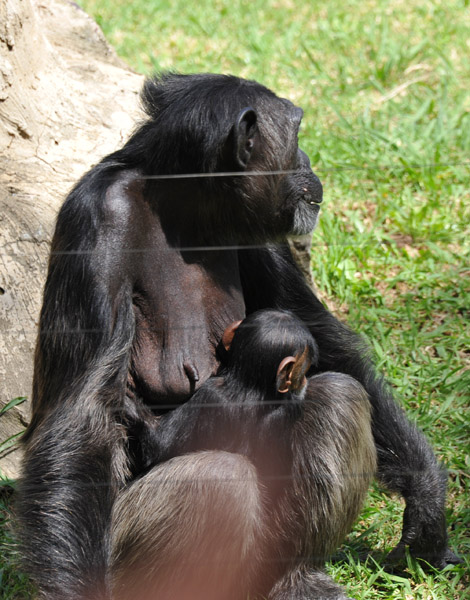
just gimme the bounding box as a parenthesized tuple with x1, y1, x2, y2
(309, 172, 323, 204)
(299, 150, 323, 204)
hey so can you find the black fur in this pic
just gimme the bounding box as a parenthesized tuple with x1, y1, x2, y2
(110, 310, 376, 600)
(16, 73, 459, 600)
(155, 309, 319, 500)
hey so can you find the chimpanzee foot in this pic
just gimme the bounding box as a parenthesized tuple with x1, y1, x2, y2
(387, 540, 463, 570)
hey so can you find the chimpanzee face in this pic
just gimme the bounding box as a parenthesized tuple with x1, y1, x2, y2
(279, 146, 323, 236)
(258, 98, 323, 238)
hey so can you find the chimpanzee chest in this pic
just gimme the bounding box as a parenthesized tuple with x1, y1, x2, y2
(129, 254, 245, 409)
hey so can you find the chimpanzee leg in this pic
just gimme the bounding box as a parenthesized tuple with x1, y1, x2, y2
(109, 450, 264, 600)
(241, 245, 459, 569)
(269, 372, 377, 600)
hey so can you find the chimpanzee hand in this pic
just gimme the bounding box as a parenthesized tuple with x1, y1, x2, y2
(387, 501, 462, 569)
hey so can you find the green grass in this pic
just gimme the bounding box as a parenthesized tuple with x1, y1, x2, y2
(2, 0, 469, 597)
(0, 483, 35, 600)
(1, 399, 33, 600)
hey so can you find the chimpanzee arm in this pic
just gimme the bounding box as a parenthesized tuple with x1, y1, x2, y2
(239, 243, 460, 568)
(152, 380, 229, 461)
(17, 167, 136, 600)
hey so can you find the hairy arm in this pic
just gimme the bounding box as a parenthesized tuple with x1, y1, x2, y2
(17, 167, 136, 599)
(239, 243, 460, 567)
(153, 379, 229, 461)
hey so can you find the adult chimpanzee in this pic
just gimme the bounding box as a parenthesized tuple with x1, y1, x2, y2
(109, 309, 376, 600)
(17, 73, 459, 600)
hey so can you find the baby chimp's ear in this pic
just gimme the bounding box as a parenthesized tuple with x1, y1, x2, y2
(277, 348, 311, 393)
(222, 320, 243, 351)
(276, 356, 296, 393)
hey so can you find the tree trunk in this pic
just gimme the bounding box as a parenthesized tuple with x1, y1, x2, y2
(0, 0, 143, 478)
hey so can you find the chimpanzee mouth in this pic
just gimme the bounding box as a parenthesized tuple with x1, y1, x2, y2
(291, 195, 321, 235)
(301, 192, 322, 208)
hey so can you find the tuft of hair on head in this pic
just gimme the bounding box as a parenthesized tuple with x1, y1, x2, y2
(224, 309, 318, 396)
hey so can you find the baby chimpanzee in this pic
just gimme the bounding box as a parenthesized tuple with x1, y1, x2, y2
(110, 310, 374, 600)
(155, 308, 318, 482)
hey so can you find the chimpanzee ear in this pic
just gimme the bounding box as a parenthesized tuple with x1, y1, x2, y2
(277, 356, 296, 393)
(222, 320, 243, 351)
(277, 349, 311, 393)
(233, 107, 257, 170)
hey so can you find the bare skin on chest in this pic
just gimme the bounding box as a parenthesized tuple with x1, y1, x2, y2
(128, 204, 246, 408)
